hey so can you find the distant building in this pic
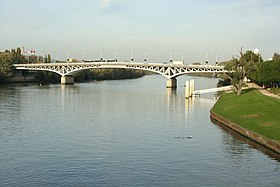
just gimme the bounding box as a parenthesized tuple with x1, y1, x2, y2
(21, 47, 36, 56)
(67, 58, 78, 62)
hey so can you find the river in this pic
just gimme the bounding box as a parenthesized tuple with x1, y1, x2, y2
(0, 75, 279, 187)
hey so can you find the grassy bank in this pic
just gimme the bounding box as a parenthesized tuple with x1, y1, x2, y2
(212, 89, 280, 142)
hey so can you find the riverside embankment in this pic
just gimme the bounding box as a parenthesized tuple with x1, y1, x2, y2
(211, 88, 280, 154)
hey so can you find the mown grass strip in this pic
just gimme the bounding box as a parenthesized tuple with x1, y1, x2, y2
(212, 88, 280, 142)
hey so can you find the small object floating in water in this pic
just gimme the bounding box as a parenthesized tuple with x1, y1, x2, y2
(174, 136, 192, 140)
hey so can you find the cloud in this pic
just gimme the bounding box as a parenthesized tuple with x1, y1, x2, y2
(100, 0, 111, 7)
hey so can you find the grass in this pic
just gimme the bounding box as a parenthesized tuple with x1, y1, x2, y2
(212, 88, 280, 142)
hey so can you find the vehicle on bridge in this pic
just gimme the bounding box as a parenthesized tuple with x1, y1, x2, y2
(83, 59, 94, 62)
(172, 61, 184, 65)
(106, 59, 118, 62)
(92, 58, 117, 63)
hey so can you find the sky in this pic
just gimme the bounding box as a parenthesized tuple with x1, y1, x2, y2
(1, 0, 280, 63)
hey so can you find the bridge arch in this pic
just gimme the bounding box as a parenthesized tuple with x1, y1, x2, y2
(64, 65, 169, 78)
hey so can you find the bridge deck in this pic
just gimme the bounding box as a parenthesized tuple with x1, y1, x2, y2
(14, 62, 226, 79)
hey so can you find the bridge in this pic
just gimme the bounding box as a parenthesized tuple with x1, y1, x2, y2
(14, 61, 226, 88)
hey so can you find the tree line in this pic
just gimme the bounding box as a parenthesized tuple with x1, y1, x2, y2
(219, 48, 280, 95)
(0, 47, 26, 81)
(0, 47, 145, 83)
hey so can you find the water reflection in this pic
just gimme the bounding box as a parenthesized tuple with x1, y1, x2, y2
(165, 88, 186, 119)
(166, 88, 177, 109)
(60, 84, 80, 112)
(211, 118, 280, 161)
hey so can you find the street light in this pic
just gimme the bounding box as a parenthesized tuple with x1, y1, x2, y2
(81, 50, 84, 61)
(131, 48, 134, 62)
(215, 51, 218, 65)
(206, 50, 209, 65)
(144, 49, 147, 62)
(101, 48, 104, 61)
(114, 49, 117, 62)
(67, 50, 70, 62)
(170, 49, 173, 63)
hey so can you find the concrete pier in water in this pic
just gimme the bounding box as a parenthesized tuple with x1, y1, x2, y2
(166, 78, 177, 88)
(61, 75, 74, 84)
(185, 79, 195, 99)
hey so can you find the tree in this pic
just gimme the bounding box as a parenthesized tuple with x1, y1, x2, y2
(243, 50, 262, 82)
(257, 58, 280, 86)
(47, 54, 51, 63)
(222, 47, 248, 96)
(272, 53, 280, 61)
(11, 47, 27, 64)
(0, 52, 14, 81)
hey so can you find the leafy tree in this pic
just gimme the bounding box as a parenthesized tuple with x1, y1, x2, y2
(243, 50, 262, 82)
(0, 52, 14, 81)
(11, 47, 27, 64)
(47, 54, 51, 63)
(220, 48, 264, 95)
(257, 59, 280, 86)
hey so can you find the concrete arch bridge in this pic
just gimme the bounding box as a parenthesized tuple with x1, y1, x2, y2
(14, 62, 225, 88)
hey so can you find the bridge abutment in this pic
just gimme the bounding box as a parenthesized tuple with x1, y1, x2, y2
(61, 75, 74, 84)
(166, 78, 177, 88)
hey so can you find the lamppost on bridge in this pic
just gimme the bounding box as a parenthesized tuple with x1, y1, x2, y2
(131, 48, 134, 62)
(101, 48, 104, 61)
(114, 49, 117, 62)
(81, 50, 84, 61)
(170, 49, 173, 63)
(215, 51, 218, 65)
(67, 50, 70, 62)
(181, 49, 184, 64)
(205, 50, 209, 65)
(144, 49, 147, 62)
(54, 51, 58, 62)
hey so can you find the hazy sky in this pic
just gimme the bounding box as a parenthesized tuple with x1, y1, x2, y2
(1, 0, 280, 63)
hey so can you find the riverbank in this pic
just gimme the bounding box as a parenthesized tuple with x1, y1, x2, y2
(211, 88, 280, 154)
(1, 69, 146, 84)
(3, 75, 36, 83)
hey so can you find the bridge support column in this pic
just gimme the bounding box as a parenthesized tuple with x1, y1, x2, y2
(190, 79, 195, 96)
(61, 75, 74, 84)
(185, 79, 195, 99)
(166, 78, 177, 88)
(185, 80, 190, 99)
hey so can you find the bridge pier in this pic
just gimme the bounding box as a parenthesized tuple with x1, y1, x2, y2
(166, 78, 177, 88)
(185, 79, 195, 99)
(61, 75, 74, 84)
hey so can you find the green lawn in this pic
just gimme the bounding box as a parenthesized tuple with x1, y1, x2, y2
(212, 89, 280, 142)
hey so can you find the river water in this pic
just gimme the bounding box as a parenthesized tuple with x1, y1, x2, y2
(0, 75, 279, 187)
